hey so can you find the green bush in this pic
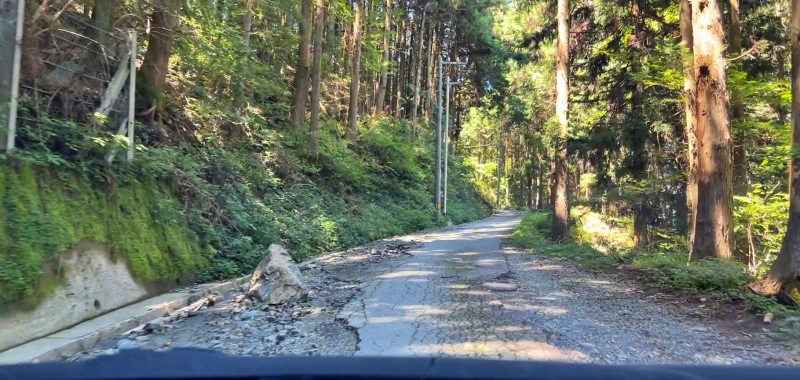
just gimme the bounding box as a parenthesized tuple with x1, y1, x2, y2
(0, 114, 492, 310)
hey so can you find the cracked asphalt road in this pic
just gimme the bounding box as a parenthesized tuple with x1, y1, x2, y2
(338, 211, 554, 359)
(73, 211, 797, 365)
(337, 211, 796, 364)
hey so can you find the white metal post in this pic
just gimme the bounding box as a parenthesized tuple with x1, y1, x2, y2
(444, 81, 451, 215)
(127, 30, 137, 162)
(434, 56, 442, 216)
(5, 0, 25, 151)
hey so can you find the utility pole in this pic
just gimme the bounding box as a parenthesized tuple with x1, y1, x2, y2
(435, 56, 443, 217)
(444, 78, 460, 215)
(496, 142, 502, 209)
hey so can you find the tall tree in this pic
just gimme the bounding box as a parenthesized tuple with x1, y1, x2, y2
(410, 10, 427, 136)
(628, 0, 649, 247)
(728, 0, 748, 197)
(689, 0, 734, 260)
(374, 0, 392, 116)
(551, 0, 570, 241)
(291, 0, 314, 129)
(748, 0, 800, 296)
(141, 0, 181, 103)
(680, 0, 697, 251)
(348, 0, 364, 142)
(91, 0, 114, 49)
(395, 12, 408, 118)
(309, 0, 326, 155)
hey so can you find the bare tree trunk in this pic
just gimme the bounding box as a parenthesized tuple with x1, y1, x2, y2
(729, 0, 749, 263)
(291, 0, 313, 129)
(395, 13, 407, 118)
(689, 0, 734, 260)
(551, 0, 570, 241)
(536, 158, 544, 209)
(748, 0, 800, 296)
(347, 0, 363, 143)
(308, 0, 325, 155)
(92, 0, 114, 50)
(728, 0, 748, 198)
(141, 0, 181, 112)
(410, 10, 427, 136)
(630, 0, 649, 247)
(374, 0, 391, 116)
(680, 0, 697, 250)
(242, 0, 252, 46)
(233, 0, 254, 107)
(425, 23, 437, 123)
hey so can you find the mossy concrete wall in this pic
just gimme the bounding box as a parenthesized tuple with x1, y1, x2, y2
(0, 242, 190, 352)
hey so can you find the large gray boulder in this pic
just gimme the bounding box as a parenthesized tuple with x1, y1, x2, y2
(248, 244, 309, 304)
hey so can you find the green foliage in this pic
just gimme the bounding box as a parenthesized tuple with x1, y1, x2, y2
(508, 211, 791, 315)
(0, 161, 204, 309)
(0, 113, 492, 309)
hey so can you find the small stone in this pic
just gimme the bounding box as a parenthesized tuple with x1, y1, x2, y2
(232, 307, 242, 313)
(764, 312, 775, 323)
(699, 298, 707, 302)
(276, 333, 286, 343)
(135, 335, 150, 342)
(155, 348, 166, 352)
(103, 349, 119, 356)
(187, 294, 203, 304)
(234, 295, 246, 303)
(784, 316, 800, 325)
(689, 327, 708, 332)
(241, 310, 259, 320)
(143, 321, 161, 334)
(579, 343, 595, 349)
(116, 339, 138, 350)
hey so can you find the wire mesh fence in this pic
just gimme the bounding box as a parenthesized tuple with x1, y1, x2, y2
(2, 0, 137, 157)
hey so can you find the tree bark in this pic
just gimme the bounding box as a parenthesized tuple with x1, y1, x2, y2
(680, 0, 697, 250)
(689, 0, 734, 260)
(727, 0, 748, 198)
(748, 0, 800, 296)
(242, 0, 253, 47)
(91, 0, 114, 50)
(141, 0, 181, 101)
(347, 0, 363, 143)
(536, 161, 544, 209)
(374, 0, 391, 116)
(308, 0, 325, 156)
(630, 0, 649, 247)
(395, 13, 407, 118)
(551, 0, 570, 241)
(425, 23, 437, 123)
(411, 10, 427, 136)
(291, 0, 313, 129)
(729, 0, 749, 263)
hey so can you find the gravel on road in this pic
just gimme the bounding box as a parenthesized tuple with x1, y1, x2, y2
(67, 212, 798, 366)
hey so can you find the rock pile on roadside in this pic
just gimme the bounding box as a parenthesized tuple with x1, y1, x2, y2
(65, 239, 420, 361)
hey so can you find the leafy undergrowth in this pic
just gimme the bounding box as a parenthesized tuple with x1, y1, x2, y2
(0, 116, 492, 311)
(509, 209, 800, 335)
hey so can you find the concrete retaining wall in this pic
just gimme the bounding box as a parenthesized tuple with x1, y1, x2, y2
(0, 242, 189, 352)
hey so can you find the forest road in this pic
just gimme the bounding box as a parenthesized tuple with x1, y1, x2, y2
(71, 211, 795, 365)
(338, 210, 793, 364)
